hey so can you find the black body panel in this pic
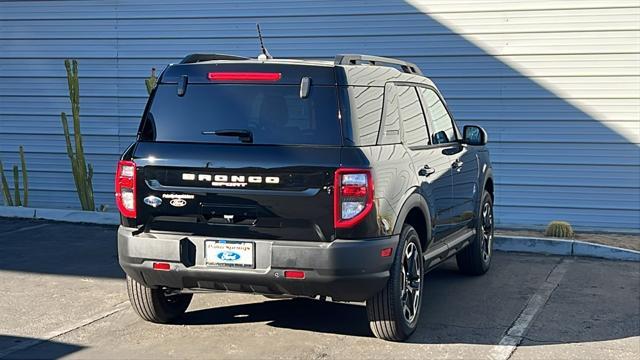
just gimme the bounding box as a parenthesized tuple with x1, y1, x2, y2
(130, 142, 345, 241)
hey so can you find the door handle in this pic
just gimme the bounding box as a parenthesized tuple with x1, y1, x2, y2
(452, 159, 463, 170)
(418, 165, 436, 177)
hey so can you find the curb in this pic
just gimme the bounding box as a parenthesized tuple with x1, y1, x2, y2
(1, 206, 638, 262)
(494, 236, 640, 262)
(0, 206, 119, 226)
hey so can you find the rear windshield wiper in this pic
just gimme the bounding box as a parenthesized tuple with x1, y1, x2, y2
(202, 129, 253, 143)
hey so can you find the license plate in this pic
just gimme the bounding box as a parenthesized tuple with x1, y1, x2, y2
(205, 240, 254, 268)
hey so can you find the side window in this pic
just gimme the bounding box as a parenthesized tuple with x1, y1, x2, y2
(378, 83, 401, 144)
(419, 87, 456, 144)
(397, 85, 429, 147)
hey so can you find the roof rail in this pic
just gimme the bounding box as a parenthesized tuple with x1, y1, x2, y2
(334, 54, 423, 75)
(180, 53, 250, 64)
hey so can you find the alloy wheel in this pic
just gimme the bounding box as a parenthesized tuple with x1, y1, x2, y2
(481, 201, 494, 262)
(400, 241, 422, 323)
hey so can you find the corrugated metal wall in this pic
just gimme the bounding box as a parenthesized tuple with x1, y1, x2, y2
(1, 0, 639, 232)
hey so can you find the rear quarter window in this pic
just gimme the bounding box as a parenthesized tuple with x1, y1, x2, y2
(340, 86, 384, 146)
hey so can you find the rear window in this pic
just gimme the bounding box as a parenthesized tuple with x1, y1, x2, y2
(140, 84, 341, 145)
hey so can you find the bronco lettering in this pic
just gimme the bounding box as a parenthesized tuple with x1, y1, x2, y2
(182, 173, 280, 187)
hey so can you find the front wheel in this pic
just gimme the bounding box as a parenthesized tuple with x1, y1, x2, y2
(126, 275, 193, 323)
(456, 190, 494, 275)
(366, 224, 424, 341)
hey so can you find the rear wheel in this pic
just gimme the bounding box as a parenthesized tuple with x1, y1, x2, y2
(456, 190, 494, 275)
(126, 275, 192, 323)
(366, 224, 424, 341)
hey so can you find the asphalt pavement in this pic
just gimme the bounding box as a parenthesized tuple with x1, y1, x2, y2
(0, 218, 638, 359)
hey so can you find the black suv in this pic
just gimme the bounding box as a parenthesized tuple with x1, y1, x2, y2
(116, 53, 494, 341)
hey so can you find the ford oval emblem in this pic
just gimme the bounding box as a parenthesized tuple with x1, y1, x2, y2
(217, 251, 241, 261)
(170, 199, 187, 207)
(143, 195, 162, 208)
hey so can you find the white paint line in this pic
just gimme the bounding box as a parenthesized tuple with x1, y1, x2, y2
(489, 259, 572, 360)
(0, 223, 50, 236)
(0, 301, 130, 359)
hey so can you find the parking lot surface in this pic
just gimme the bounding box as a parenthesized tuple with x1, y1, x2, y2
(0, 218, 638, 359)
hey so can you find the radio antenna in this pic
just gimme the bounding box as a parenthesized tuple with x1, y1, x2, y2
(256, 24, 273, 60)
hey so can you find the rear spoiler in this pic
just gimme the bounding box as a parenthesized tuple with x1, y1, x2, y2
(160, 63, 337, 86)
(180, 53, 250, 64)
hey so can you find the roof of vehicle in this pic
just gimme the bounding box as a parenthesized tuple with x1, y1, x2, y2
(184, 58, 336, 67)
(339, 64, 436, 88)
(160, 53, 437, 88)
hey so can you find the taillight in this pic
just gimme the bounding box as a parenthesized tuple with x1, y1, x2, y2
(334, 168, 374, 228)
(207, 72, 282, 81)
(115, 160, 136, 218)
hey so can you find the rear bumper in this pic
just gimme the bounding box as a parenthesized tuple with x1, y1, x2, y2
(117, 226, 399, 301)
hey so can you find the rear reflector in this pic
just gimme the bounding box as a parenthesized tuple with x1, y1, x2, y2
(153, 262, 170, 271)
(380, 248, 393, 257)
(284, 270, 305, 279)
(207, 72, 282, 81)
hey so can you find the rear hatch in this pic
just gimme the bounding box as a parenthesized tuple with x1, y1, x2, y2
(126, 62, 343, 241)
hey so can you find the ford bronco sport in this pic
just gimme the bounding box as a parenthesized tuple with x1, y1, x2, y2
(117, 53, 494, 341)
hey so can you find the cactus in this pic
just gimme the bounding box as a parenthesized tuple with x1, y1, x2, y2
(19, 146, 28, 207)
(0, 159, 13, 206)
(145, 67, 158, 95)
(545, 221, 575, 238)
(61, 59, 95, 211)
(0, 147, 28, 207)
(12, 165, 21, 207)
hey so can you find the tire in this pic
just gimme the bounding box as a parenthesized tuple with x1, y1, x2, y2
(366, 224, 424, 341)
(126, 275, 193, 324)
(456, 190, 494, 275)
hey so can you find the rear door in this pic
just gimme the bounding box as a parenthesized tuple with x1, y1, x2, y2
(132, 67, 343, 242)
(396, 84, 455, 241)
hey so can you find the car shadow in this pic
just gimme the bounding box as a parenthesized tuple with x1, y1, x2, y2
(177, 262, 489, 341)
(0, 219, 124, 279)
(0, 335, 85, 359)
(179, 298, 372, 337)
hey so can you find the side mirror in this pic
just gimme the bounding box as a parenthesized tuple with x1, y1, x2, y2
(463, 125, 488, 146)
